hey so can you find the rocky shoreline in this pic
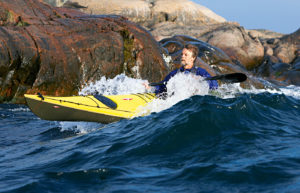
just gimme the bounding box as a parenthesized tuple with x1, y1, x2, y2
(0, 0, 299, 103)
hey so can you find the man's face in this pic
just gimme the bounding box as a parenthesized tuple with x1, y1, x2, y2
(181, 48, 195, 67)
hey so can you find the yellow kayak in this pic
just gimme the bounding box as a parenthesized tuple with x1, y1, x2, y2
(24, 93, 156, 123)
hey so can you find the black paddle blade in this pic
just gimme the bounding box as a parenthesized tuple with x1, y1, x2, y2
(94, 95, 117, 109)
(205, 73, 247, 83)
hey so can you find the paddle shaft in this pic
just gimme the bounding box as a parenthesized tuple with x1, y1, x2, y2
(149, 73, 247, 87)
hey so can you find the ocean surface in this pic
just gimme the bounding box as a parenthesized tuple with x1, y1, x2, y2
(1, 74, 300, 193)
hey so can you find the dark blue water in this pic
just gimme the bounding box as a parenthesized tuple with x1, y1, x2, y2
(1, 93, 300, 193)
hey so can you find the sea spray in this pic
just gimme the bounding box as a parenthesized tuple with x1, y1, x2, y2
(8, 107, 30, 112)
(221, 83, 300, 100)
(59, 121, 103, 134)
(78, 73, 300, 116)
(79, 74, 147, 95)
(136, 73, 210, 115)
(79, 73, 212, 116)
(57, 80, 300, 134)
(58, 74, 149, 133)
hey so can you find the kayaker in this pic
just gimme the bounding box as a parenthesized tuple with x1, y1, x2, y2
(144, 44, 218, 97)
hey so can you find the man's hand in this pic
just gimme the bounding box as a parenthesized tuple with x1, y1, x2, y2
(143, 82, 150, 90)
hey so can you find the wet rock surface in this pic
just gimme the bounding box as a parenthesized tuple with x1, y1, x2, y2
(0, 0, 167, 103)
(199, 24, 265, 70)
(255, 28, 300, 86)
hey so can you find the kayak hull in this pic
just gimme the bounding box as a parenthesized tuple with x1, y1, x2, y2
(25, 96, 122, 123)
(24, 93, 156, 123)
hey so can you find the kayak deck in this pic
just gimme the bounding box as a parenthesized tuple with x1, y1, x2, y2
(24, 93, 156, 123)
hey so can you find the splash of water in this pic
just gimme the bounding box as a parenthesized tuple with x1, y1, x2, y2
(79, 74, 147, 95)
(137, 73, 210, 115)
(60, 73, 300, 133)
(59, 74, 148, 133)
(221, 83, 300, 100)
(267, 85, 300, 100)
(79, 73, 300, 115)
(9, 107, 30, 112)
(59, 121, 104, 134)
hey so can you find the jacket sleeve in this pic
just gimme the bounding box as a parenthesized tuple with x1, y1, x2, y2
(196, 68, 218, 89)
(154, 69, 179, 94)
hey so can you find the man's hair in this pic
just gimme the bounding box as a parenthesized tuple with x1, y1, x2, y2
(184, 44, 199, 58)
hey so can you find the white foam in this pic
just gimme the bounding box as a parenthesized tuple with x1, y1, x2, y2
(233, 84, 299, 100)
(78, 73, 300, 117)
(79, 74, 300, 118)
(57, 74, 299, 134)
(278, 85, 300, 100)
(79, 74, 147, 95)
(59, 121, 103, 134)
(58, 74, 149, 134)
(136, 73, 210, 115)
(9, 107, 30, 112)
(217, 82, 300, 100)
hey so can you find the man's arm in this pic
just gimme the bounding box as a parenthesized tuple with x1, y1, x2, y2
(154, 69, 179, 94)
(196, 68, 218, 89)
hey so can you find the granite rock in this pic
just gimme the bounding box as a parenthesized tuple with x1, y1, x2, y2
(0, 0, 167, 103)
